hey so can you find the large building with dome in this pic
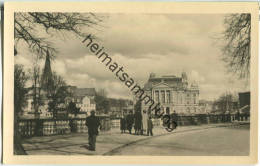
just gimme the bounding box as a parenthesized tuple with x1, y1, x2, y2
(142, 72, 199, 115)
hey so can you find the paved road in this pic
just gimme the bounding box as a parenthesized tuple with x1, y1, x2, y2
(22, 124, 249, 156)
(106, 126, 249, 156)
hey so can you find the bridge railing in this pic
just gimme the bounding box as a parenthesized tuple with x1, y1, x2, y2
(152, 113, 250, 127)
(18, 113, 249, 138)
(18, 116, 110, 138)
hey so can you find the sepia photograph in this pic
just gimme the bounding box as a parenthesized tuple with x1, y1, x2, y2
(3, 2, 259, 164)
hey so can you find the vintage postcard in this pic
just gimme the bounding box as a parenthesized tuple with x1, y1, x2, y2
(3, 2, 259, 164)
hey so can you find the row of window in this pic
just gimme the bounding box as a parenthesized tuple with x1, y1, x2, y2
(76, 104, 95, 107)
(66, 97, 92, 104)
(154, 90, 198, 104)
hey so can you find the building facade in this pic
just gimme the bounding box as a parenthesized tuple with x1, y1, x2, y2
(21, 86, 96, 119)
(109, 98, 134, 118)
(66, 86, 96, 116)
(142, 72, 199, 115)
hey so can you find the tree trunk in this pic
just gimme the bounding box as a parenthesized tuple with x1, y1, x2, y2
(14, 113, 27, 155)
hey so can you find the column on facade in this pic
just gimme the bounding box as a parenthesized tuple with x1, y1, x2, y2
(169, 90, 171, 104)
(164, 90, 166, 104)
(160, 90, 163, 103)
(170, 90, 173, 104)
(173, 90, 176, 105)
(157, 90, 161, 103)
(160, 90, 162, 103)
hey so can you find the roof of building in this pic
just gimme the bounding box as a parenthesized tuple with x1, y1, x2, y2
(108, 98, 133, 107)
(144, 74, 183, 89)
(144, 73, 199, 91)
(74, 88, 96, 96)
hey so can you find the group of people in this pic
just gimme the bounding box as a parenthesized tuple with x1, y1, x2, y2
(85, 110, 178, 151)
(120, 110, 153, 136)
(85, 110, 154, 152)
(84, 110, 154, 152)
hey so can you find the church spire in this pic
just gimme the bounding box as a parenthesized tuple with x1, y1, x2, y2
(41, 50, 53, 95)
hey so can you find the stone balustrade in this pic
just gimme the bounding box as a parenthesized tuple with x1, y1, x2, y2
(18, 113, 249, 138)
(18, 116, 110, 138)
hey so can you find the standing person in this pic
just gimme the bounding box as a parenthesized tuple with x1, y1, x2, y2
(134, 113, 137, 135)
(126, 111, 134, 134)
(134, 110, 142, 135)
(236, 110, 241, 121)
(147, 116, 153, 136)
(120, 114, 126, 133)
(142, 110, 148, 135)
(172, 110, 178, 129)
(85, 110, 100, 151)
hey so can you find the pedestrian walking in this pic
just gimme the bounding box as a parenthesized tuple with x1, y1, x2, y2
(85, 110, 100, 151)
(126, 111, 134, 134)
(120, 114, 127, 133)
(147, 116, 153, 136)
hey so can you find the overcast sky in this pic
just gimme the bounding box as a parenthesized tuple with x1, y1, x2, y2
(15, 13, 250, 101)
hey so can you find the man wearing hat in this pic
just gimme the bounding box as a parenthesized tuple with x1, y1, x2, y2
(86, 110, 100, 151)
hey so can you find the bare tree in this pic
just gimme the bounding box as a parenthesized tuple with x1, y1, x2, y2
(222, 14, 251, 79)
(212, 92, 238, 114)
(48, 72, 70, 118)
(14, 12, 104, 58)
(95, 89, 110, 114)
(14, 64, 29, 154)
(28, 55, 43, 118)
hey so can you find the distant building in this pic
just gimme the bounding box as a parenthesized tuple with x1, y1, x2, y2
(238, 91, 250, 114)
(142, 72, 199, 115)
(198, 100, 213, 114)
(109, 98, 134, 118)
(21, 86, 96, 119)
(20, 53, 97, 119)
(66, 86, 96, 116)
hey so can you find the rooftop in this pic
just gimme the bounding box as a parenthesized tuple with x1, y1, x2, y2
(74, 88, 96, 97)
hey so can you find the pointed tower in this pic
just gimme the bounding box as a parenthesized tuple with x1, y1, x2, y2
(41, 50, 53, 96)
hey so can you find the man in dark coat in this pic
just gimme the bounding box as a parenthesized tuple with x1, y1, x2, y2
(120, 114, 127, 133)
(126, 111, 134, 134)
(86, 110, 100, 151)
(147, 116, 153, 136)
(172, 110, 178, 129)
(134, 111, 142, 135)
